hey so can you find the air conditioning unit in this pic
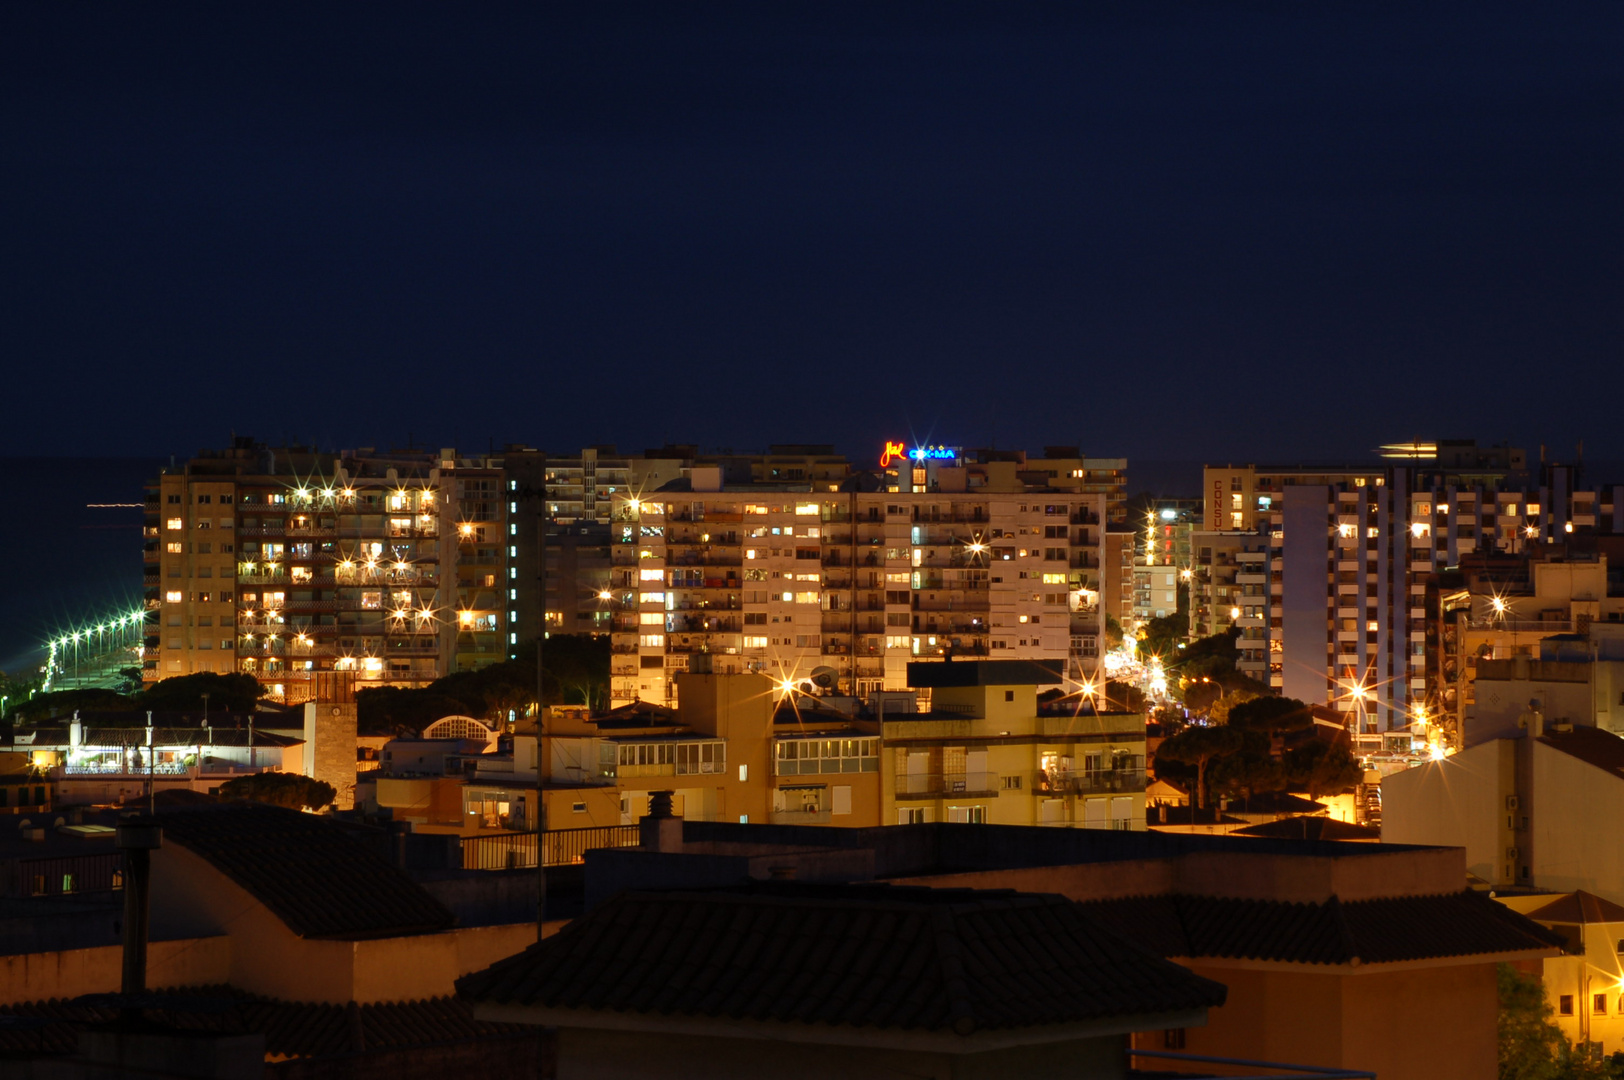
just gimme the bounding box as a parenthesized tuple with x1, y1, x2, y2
(1506, 795, 1520, 811)
(1506, 847, 1520, 861)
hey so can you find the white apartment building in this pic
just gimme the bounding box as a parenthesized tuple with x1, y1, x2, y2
(1211, 454, 1624, 737)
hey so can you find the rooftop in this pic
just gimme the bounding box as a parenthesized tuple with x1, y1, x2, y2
(1538, 725, 1624, 776)
(1524, 890, 1624, 925)
(151, 804, 454, 940)
(0, 989, 530, 1059)
(457, 882, 1226, 1035)
(1080, 890, 1564, 966)
(905, 660, 1064, 688)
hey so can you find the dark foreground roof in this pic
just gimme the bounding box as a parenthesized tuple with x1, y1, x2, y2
(0, 990, 529, 1058)
(1539, 726, 1624, 776)
(458, 883, 1225, 1034)
(153, 804, 453, 940)
(1525, 890, 1624, 925)
(906, 659, 1064, 688)
(1230, 817, 1382, 841)
(1079, 889, 1564, 966)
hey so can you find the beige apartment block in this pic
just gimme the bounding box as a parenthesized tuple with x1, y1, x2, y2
(607, 485, 1107, 707)
(147, 441, 510, 703)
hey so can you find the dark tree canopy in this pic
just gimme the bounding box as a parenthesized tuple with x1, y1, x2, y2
(218, 772, 336, 811)
(355, 633, 610, 735)
(1227, 696, 1315, 735)
(138, 672, 266, 713)
(1282, 740, 1365, 800)
(1155, 724, 1245, 809)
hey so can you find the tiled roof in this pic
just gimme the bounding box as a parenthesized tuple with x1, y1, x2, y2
(153, 804, 453, 940)
(457, 883, 1226, 1034)
(0, 990, 529, 1058)
(1524, 890, 1624, 925)
(1079, 889, 1565, 966)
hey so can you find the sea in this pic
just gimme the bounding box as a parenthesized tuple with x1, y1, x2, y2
(0, 458, 163, 676)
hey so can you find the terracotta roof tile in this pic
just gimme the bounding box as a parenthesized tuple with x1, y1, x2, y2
(457, 883, 1226, 1034)
(0, 991, 527, 1058)
(1521, 890, 1624, 925)
(152, 804, 453, 940)
(1081, 889, 1564, 966)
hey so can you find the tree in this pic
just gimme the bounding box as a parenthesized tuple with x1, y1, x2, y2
(1208, 729, 1285, 804)
(1227, 696, 1314, 736)
(1282, 740, 1365, 800)
(219, 772, 336, 811)
(139, 671, 265, 713)
(1496, 962, 1621, 1080)
(1498, 963, 1563, 1080)
(1181, 678, 1223, 715)
(1137, 611, 1189, 661)
(1155, 724, 1244, 810)
(1207, 690, 1260, 726)
(1104, 680, 1146, 714)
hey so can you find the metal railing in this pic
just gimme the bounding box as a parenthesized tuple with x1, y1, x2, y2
(1, 851, 124, 898)
(459, 824, 640, 870)
(895, 771, 998, 797)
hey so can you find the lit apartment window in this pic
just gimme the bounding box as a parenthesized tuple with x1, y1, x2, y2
(165, 591, 183, 604)
(167, 518, 183, 531)
(166, 542, 183, 553)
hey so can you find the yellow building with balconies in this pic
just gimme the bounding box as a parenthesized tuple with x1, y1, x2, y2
(881, 660, 1146, 829)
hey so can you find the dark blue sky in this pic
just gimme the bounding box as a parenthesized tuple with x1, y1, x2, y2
(3, 1, 1622, 465)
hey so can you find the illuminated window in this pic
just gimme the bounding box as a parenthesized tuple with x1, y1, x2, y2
(165, 591, 183, 604)
(743, 635, 768, 649)
(639, 612, 664, 625)
(166, 542, 183, 553)
(638, 634, 665, 648)
(167, 518, 183, 531)
(640, 568, 664, 582)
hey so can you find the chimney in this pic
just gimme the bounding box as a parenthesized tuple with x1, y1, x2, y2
(115, 817, 163, 1011)
(639, 790, 683, 853)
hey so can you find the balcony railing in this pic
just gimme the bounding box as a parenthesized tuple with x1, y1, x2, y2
(458, 824, 640, 870)
(1038, 768, 1146, 794)
(769, 808, 832, 826)
(895, 771, 998, 797)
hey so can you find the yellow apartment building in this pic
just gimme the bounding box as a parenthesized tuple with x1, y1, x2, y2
(881, 660, 1146, 829)
(148, 439, 509, 702)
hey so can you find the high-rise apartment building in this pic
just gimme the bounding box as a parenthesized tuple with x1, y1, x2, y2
(146, 439, 1127, 709)
(146, 441, 511, 702)
(1205, 444, 1624, 738)
(604, 480, 1108, 707)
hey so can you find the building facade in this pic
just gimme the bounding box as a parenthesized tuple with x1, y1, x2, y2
(147, 441, 511, 701)
(1205, 447, 1624, 736)
(605, 483, 1107, 707)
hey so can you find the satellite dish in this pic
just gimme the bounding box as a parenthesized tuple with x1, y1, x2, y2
(810, 666, 839, 691)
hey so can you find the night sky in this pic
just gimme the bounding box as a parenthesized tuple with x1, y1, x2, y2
(4, 2, 1622, 465)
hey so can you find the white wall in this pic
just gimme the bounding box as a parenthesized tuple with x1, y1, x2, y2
(1531, 742, 1624, 899)
(1382, 741, 1511, 884)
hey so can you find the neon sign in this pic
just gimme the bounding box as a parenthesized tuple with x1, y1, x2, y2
(880, 441, 958, 468)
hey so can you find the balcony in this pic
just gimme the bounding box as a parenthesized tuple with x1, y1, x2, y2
(1032, 768, 1146, 795)
(769, 808, 833, 826)
(895, 772, 998, 798)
